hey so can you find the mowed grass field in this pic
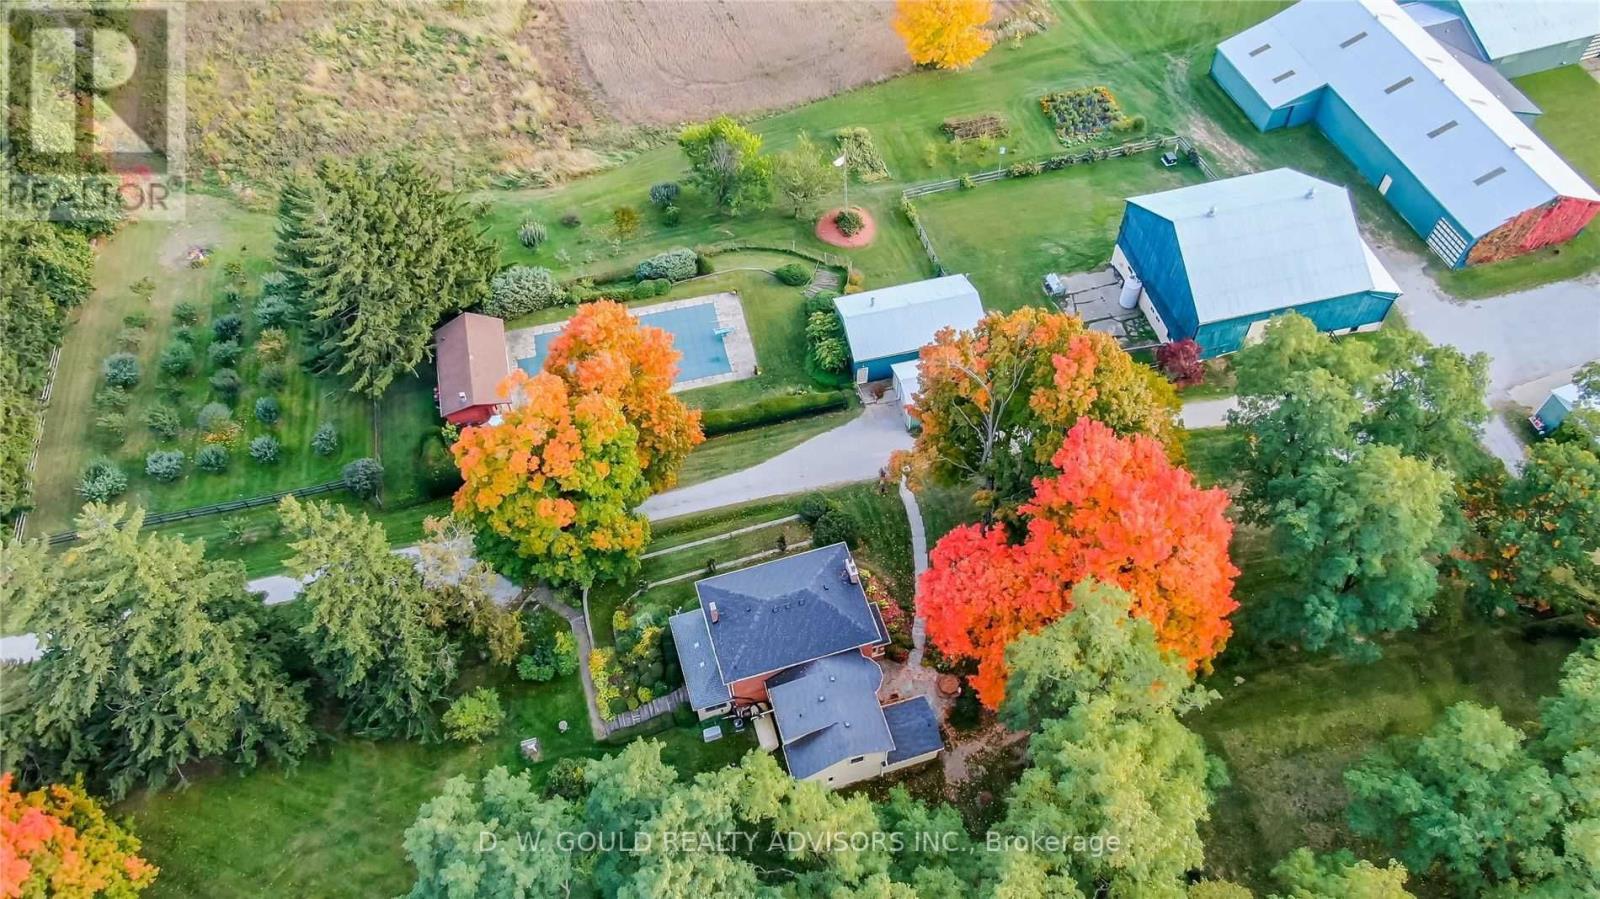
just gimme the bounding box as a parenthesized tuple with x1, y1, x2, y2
(916, 154, 1210, 312)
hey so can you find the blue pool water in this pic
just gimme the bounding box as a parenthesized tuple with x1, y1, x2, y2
(515, 301, 732, 385)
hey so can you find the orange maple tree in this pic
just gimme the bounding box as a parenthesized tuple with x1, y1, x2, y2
(541, 300, 703, 490)
(452, 369, 650, 588)
(919, 419, 1238, 708)
(893, 0, 995, 71)
(1, 774, 157, 898)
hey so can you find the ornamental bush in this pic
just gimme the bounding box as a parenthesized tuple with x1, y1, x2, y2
(342, 457, 384, 498)
(102, 352, 141, 388)
(77, 457, 128, 503)
(649, 181, 680, 208)
(94, 386, 132, 411)
(208, 339, 242, 368)
(210, 367, 242, 400)
(486, 265, 564, 318)
(171, 326, 197, 344)
(812, 507, 860, 549)
(254, 395, 280, 424)
(159, 341, 195, 377)
(775, 263, 810, 286)
(254, 294, 294, 329)
(172, 301, 201, 325)
(145, 449, 186, 482)
(797, 492, 840, 527)
(517, 218, 547, 250)
(443, 688, 505, 743)
(258, 364, 286, 390)
(661, 204, 681, 226)
(635, 247, 698, 282)
(311, 422, 339, 456)
(114, 328, 144, 351)
(256, 327, 290, 362)
(144, 405, 181, 440)
(212, 313, 243, 341)
(93, 412, 128, 446)
(196, 401, 233, 433)
(834, 208, 864, 237)
(560, 212, 580, 228)
(249, 435, 281, 464)
(195, 444, 230, 473)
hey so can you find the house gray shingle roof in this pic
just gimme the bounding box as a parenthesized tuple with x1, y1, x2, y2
(767, 651, 893, 780)
(884, 696, 944, 764)
(669, 609, 732, 711)
(695, 543, 883, 683)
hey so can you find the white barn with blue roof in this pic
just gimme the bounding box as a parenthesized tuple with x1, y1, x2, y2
(1114, 168, 1401, 357)
(834, 274, 985, 383)
(668, 543, 944, 788)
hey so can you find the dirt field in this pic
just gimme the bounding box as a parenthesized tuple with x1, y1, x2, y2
(555, 0, 910, 124)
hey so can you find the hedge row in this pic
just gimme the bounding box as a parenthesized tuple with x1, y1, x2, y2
(699, 391, 851, 437)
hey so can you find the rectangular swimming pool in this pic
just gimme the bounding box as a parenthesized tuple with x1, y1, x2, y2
(515, 301, 732, 385)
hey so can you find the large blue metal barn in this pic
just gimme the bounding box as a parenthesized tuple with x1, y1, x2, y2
(1113, 169, 1401, 358)
(1211, 0, 1599, 268)
(1413, 1, 1600, 78)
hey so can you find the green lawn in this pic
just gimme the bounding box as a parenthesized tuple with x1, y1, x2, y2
(675, 405, 862, 488)
(1194, 625, 1579, 893)
(26, 197, 374, 537)
(915, 154, 1209, 311)
(119, 665, 754, 899)
(1432, 66, 1600, 298)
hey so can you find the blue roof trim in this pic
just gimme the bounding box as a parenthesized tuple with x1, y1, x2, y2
(884, 696, 944, 764)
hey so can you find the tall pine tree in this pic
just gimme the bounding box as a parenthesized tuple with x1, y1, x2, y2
(276, 156, 498, 397)
(4, 505, 312, 798)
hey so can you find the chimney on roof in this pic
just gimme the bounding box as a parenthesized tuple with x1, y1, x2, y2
(844, 557, 860, 584)
(1305, 187, 1316, 199)
(1206, 206, 1217, 217)
(708, 602, 720, 624)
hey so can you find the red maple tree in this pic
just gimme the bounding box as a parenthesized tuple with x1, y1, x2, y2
(918, 419, 1238, 708)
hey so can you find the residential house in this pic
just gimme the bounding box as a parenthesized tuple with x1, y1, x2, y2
(434, 312, 512, 426)
(669, 543, 944, 788)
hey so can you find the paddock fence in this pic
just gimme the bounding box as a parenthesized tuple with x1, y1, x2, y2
(46, 479, 345, 546)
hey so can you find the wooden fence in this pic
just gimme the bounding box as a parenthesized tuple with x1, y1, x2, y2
(46, 479, 345, 546)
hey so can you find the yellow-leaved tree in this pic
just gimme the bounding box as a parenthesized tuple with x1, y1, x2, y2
(893, 0, 995, 71)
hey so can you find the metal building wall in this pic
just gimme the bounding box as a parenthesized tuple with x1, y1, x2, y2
(1115, 205, 1199, 343)
(1195, 290, 1398, 356)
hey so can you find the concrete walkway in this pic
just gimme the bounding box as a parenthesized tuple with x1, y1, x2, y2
(1179, 396, 1239, 429)
(532, 587, 609, 742)
(641, 401, 914, 521)
(897, 478, 930, 669)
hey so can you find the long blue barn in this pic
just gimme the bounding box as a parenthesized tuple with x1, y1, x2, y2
(1113, 169, 1401, 358)
(1211, 0, 1599, 268)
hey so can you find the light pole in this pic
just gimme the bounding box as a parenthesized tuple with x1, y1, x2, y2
(832, 153, 849, 213)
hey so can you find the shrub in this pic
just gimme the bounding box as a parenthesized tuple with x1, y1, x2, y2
(195, 444, 230, 473)
(543, 757, 588, 801)
(806, 308, 851, 375)
(635, 247, 698, 282)
(77, 458, 128, 503)
(93, 411, 128, 446)
(122, 311, 152, 329)
(210, 367, 242, 400)
(560, 212, 580, 228)
(256, 327, 290, 362)
(486, 265, 564, 318)
(631, 281, 657, 301)
(649, 181, 680, 208)
(443, 688, 505, 743)
(812, 507, 860, 549)
(948, 680, 984, 731)
(517, 653, 555, 683)
(102, 352, 141, 388)
(797, 492, 840, 527)
(775, 263, 810, 286)
(172, 301, 201, 325)
(695, 253, 715, 276)
(833, 208, 864, 237)
(700, 391, 851, 437)
(205, 420, 244, 447)
(342, 457, 384, 498)
(254, 395, 280, 424)
(170, 326, 197, 345)
(145, 450, 186, 482)
(1007, 161, 1044, 178)
(257, 364, 286, 390)
(1156, 339, 1205, 387)
(208, 339, 243, 368)
(517, 218, 547, 250)
(420, 434, 462, 497)
(196, 402, 233, 433)
(159, 341, 195, 377)
(212, 313, 244, 341)
(115, 328, 144, 351)
(249, 435, 281, 464)
(611, 205, 640, 239)
(144, 405, 181, 440)
(959, 174, 976, 190)
(254, 294, 293, 328)
(311, 422, 339, 456)
(661, 204, 681, 226)
(94, 386, 132, 411)
(834, 127, 890, 181)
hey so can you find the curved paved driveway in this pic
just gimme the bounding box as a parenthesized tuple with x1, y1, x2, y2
(641, 401, 914, 521)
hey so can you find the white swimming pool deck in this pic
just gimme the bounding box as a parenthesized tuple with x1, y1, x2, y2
(504, 292, 757, 393)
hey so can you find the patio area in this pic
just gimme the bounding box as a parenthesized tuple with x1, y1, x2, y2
(1047, 267, 1159, 349)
